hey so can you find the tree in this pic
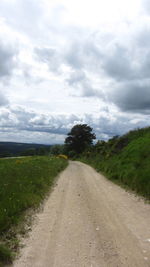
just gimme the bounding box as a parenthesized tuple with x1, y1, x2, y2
(21, 148, 36, 156)
(37, 147, 47, 156)
(50, 144, 65, 156)
(65, 124, 96, 154)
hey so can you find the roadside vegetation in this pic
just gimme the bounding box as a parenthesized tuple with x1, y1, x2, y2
(0, 156, 68, 265)
(79, 127, 150, 200)
(62, 123, 149, 200)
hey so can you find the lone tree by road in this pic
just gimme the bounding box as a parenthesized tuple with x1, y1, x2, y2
(65, 124, 96, 155)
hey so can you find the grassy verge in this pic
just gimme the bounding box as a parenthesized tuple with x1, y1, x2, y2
(80, 127, 150, 201)
(0, 156, 68, 265)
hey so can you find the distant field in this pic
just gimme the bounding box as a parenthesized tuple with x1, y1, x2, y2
(0, 156, 68, 265)
(0, 141, 51, 157)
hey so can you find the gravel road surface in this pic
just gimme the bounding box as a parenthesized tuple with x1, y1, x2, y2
(13, 161, 150, 267)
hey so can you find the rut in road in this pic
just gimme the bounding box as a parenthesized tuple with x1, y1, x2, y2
(13, 161, 150, 267)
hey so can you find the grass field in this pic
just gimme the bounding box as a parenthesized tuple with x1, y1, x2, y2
(80, 127, 150, 201)
(0, 156, 68, 265)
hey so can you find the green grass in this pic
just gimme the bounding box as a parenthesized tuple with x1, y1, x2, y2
(80, 127, 150, 200)
(0, 156, 68, 265)
(0, 245, 12, 265)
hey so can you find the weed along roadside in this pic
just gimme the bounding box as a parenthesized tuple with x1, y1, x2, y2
(0, 156, 68, 266)
(79, 127, 150, 201)
(64, 124, 150, 200)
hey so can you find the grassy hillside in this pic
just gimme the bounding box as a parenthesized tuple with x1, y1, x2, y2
(80, 127, 150, 200)
(0, 156, 68, 265)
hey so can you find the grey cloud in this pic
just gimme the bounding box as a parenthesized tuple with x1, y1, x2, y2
(82, 114, 123, 138)
(0, 107, 80, 135)
(64, 38, 102, 73)
(0, 106, 149, 143)
(95, 30, 148, 82)
(64, 26, 150, 113)
(0, 0, 150, 129)
(67, 70, 85, 86)
(34, 47, 62, 73)
(102, 45, 135, 81)
(136, 26, 150, 48)
(0, 130, 66, 144)
(0, 41, 18, 78)
(65, 42, 84, 69)
(139, 51, 150, 79)
(67, 70, 102, 97)
(67, 25, 149, 70)
(0, 92, 9, 106)
(100, 27, 150, 82)
(84, 112, 150, 140)
(110, 81, 150, 113)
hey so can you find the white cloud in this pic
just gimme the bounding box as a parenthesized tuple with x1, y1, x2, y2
(0, 0, 150, 144)
(0, 105, 149, 143)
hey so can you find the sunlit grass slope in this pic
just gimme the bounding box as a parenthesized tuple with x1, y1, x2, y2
(81, 127, 150, 200)
(0, 156, 68, 265)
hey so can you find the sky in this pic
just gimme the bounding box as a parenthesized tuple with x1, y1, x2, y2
(0, 0, 150, 144)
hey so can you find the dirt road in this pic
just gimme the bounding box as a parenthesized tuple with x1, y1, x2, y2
(13, 161, 150, 267)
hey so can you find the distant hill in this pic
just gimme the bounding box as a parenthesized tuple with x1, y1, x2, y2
(0, 142, 51, 157)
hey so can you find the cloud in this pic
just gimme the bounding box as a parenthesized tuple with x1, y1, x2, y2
(34, 47, 62, 73)
(0, 92, 9, 106)
(64, 36, 103, 73)
(110, 80, 150, 112)
(0, 40, 18, 79)
(0, 0, 45, 40)
(63, 20, 150, 113)
(66, 70, 101, 97)
(0, 106, 79, 135)
(102, 45, 135, 81)
(142, 0, 150, 15)
(0, 106, 150, 144)
(65, 41, 84, 69)
(0, 0, 150, 145)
